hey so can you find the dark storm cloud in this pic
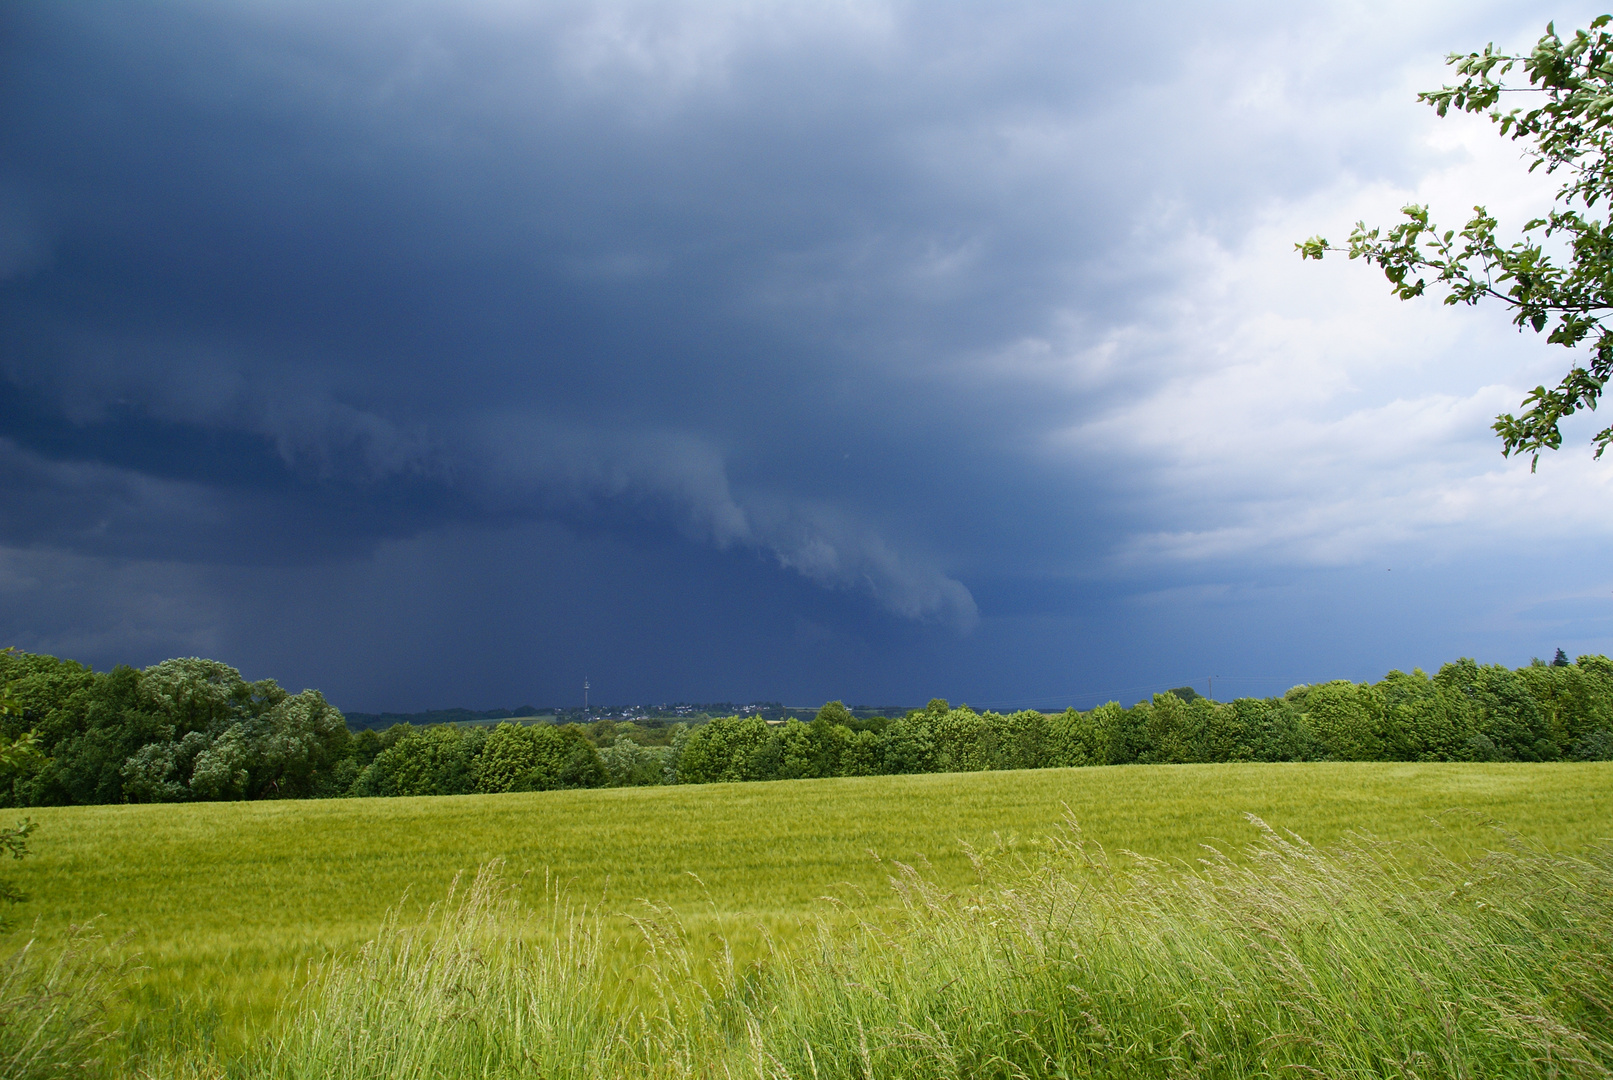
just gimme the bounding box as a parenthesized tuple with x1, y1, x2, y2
(5, 0, 1183, 615)
(2, 0, 1604, 707)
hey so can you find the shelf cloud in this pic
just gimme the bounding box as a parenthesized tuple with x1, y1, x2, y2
(2, 0, 1608, 708)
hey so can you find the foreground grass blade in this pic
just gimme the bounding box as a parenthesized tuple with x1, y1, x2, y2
(138, 818, 1613, 1080)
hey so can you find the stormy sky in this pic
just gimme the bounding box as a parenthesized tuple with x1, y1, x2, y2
(3, 0, 1612, 712)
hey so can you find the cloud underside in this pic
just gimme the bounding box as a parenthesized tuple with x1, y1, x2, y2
(3, 0, 1611, 701)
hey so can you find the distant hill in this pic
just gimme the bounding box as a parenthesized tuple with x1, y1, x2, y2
(342, 706, 547, 731)
(341, 702, 913, 731)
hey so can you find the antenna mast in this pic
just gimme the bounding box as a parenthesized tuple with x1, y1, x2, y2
(584, 676, 590, 714)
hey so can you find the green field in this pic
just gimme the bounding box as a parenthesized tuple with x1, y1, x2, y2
(10, 761, 1613, 1059)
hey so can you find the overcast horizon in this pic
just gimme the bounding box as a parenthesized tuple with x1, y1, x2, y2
(5, 1, 1613, 714)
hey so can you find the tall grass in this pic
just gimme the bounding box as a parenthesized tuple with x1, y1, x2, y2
(254, 869, 629, 1080)
(0, 922, 128, 1080)
(180, 815, 1613, 1080)
(18, 762, 1612, 1046)
(752, 818, 1613, 1078)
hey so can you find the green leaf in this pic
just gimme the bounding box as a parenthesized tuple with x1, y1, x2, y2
(1300, 15, 1613, 465)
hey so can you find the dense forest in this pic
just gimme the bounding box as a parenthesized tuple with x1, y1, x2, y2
(0, 649, 1610, 807)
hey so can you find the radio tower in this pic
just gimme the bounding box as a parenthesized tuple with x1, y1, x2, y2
(583, 676, 590, 715)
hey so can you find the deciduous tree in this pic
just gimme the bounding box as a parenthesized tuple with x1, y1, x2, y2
(1301, 17, 1613, 466)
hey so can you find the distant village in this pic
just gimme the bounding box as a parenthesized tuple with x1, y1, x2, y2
(342, 701, 909, 732)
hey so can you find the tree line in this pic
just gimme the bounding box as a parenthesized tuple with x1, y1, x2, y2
(0, 649, 1610, 807)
